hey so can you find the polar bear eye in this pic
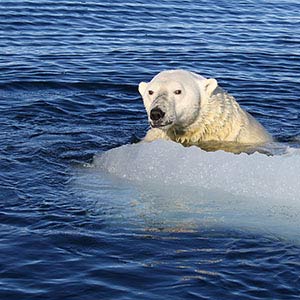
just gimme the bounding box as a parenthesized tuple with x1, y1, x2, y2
(148, 90, 154, 95)
(174, 90, 182, 95)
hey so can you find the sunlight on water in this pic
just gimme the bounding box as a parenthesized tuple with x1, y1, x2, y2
(79, 140, 300, 240)
(1, 0, 300, 298)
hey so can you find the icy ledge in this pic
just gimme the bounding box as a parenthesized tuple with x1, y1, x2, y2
(93, 139, 300, 204)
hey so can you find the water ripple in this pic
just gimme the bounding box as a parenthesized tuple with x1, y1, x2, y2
(1, 0, 300, 299)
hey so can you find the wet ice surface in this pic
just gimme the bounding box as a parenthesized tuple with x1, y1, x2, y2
(88, 140, 300, 241)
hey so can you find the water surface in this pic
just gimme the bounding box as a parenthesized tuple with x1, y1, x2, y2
(1, 0, 300, 299)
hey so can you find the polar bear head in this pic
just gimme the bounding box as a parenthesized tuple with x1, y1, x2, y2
(138, 70, 218, 130)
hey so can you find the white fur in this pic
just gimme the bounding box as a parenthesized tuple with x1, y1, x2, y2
(139, 70, 272, 148)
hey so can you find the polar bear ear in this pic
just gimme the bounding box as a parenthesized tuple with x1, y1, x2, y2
(138, 82, 148, 96)
(204, 78, 218, 97)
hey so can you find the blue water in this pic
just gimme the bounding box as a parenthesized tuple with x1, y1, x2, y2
(1, 0, 300, 299)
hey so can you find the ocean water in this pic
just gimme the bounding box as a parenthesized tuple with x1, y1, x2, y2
(1, 0, 300, 299)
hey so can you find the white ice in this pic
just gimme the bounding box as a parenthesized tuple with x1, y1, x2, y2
(80, 140, 300, 240)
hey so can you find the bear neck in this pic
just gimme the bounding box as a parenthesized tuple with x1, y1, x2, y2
(167, 87, 242, 145)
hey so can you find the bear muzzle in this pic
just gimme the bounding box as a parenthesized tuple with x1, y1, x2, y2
(150, 107, 165, 121)
(149, 107, 173, 128)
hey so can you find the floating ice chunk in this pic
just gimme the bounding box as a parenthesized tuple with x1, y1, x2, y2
(69, 140, 300, 240)
(93, 140, 300, 204)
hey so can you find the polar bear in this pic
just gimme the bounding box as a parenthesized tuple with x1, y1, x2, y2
(138, 70, 272, 151)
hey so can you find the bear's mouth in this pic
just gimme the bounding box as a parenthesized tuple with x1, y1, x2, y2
(150, 121, 173, 128)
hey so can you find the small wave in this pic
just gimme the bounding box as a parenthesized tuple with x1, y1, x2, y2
(0, 80, 136, 92)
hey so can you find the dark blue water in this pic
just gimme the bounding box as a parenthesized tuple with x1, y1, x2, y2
(1, 0, 300, 299)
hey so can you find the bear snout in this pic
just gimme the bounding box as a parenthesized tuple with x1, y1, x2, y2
(150, 107, 165, 122)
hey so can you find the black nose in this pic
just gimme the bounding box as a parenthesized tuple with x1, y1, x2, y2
(150, 107, 165, 121)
